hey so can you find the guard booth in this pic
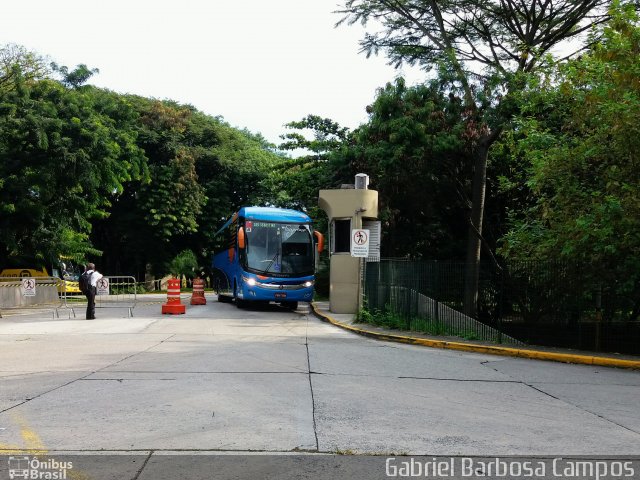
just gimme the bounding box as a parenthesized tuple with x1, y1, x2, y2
(318, 174, 380, 314)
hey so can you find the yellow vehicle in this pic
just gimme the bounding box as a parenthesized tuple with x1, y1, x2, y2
(0, 266, 81, 294)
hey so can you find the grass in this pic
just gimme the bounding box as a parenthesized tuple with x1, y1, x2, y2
(333, 448, 357, 455)
(356, 305, 485, 341)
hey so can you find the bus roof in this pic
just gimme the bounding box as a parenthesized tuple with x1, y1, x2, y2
(240, 207, 311, 223)
(215, 207, 312, 235)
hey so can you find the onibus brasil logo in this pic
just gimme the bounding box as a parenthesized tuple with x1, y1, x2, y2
(7, 456, 72, 479)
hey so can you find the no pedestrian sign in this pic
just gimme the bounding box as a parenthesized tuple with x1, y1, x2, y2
(21, 278, 36, 296)
(96, 278, 110, 296)
(351, 229, 370, 258)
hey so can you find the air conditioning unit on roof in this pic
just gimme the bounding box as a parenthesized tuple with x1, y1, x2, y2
(355, 173, 369, 190)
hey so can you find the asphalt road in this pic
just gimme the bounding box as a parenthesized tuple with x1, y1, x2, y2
(1, 294, 639, 460)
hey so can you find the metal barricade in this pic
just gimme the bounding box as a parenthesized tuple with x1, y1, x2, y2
(0, 276, 63, 318)
(61, 276, 137, 318)
(59, 281, 86, 318)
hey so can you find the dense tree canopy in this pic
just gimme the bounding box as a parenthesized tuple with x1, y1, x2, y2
(0, 62, 146, 265)
(338, 0, 625, 314)
(499, 6, 640, 314)
(0, 44, 50, 93)
(345, 78, 472, 258)
(93, 97, 282, 277)
(0, 45, 282, 275)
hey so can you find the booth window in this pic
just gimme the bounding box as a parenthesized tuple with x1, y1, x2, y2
(332, 219, 351, 253)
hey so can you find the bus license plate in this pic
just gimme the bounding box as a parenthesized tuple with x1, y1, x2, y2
(275, 292, 287, 299)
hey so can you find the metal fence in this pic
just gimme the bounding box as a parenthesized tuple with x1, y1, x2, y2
(364, 260, 640, 354)
(61, 276, 137, 317)
(364, 262, 524, 345)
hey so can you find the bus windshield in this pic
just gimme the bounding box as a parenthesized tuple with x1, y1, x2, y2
(245, 221, 314, 276)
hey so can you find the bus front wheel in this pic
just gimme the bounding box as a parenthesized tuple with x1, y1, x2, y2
(216, 280, 232, 303)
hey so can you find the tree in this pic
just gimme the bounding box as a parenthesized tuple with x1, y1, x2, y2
(168, 249, 199, 279)
(267, 114, 351, 219)
(347, 78, 472, 258)
(93, 97, 279, 278)
(0, 67, 147, 265)
(0, 44, 50, 93)
(338, 0, 617, 315)
(51, 62, 100, 88)
(193, 111, 279, 266)
(93, 98, 206, 276)
(279, 114, 350, 158)
(500, 6, 640, 319)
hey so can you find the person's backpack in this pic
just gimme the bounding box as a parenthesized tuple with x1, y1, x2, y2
(79, 271, 92, 295)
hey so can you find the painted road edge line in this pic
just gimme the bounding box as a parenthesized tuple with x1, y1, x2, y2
(310, 303, 640, 370)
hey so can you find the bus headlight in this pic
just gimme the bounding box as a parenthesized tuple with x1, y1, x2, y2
(242, 276, 257, 286)
(304, 281, 313, 288)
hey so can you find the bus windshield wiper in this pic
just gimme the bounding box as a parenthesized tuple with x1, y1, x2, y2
(261, 252, 280, 274)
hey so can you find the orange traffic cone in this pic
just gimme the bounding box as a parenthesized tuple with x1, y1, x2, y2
(162, 278, 186, 314)
(190, 277, 207, 305)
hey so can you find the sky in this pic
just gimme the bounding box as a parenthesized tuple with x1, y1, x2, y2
(1, 0, 425, 146)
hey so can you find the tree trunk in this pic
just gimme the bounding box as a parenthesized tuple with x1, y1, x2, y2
(463, 142, 490, 317)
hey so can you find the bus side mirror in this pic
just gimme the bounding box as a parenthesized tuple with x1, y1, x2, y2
(238, 227, 246, 250)
(314, 231, 324, 253)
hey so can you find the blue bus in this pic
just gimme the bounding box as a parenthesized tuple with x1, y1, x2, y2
(212, 207, 324, 309)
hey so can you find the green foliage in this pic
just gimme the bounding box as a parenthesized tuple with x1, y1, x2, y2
(0, 45, 282, 276)
(168, 249, 198, 278)
(136, 100, 206, 238)
(346, 78, 471, 258)
(338, 0, 611, 77)
(0, 44, 50, 93)
(93, 96, 281, 277)
(357, 305, 482, 340)
(279, 114, 350, 155)
(0, 66, 147, 265)
(356, 304, 407, 329)
(51, 63, 99, 88)
(5, 1, 638, 316)
(500, 6, 640, 303)
(268, 115, 351, 212)
(338, 0, 619, 315)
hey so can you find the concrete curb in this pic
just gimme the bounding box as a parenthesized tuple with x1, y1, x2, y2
(310, 303, 640, 370)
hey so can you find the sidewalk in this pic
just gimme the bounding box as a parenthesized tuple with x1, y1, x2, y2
(310, 301, 640, 370)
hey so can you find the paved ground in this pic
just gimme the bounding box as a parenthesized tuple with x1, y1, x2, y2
(0, 294, 639, 461)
